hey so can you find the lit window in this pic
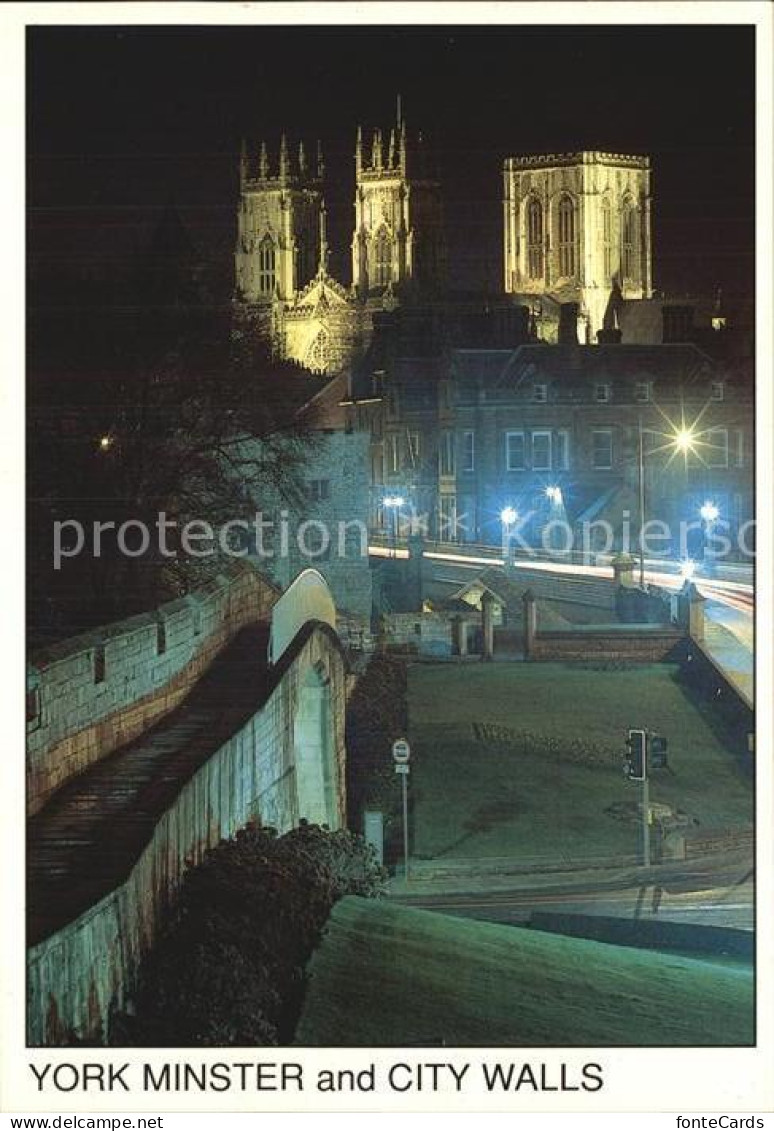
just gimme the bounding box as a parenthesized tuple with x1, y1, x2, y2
(374, 226, 392, 288)
(438, 495, 457, 542)
(555, 429, 570, 470)
(592, 430, 613, 470)
(733, 428, 744, 468)
(439, 431, 455, 477)
(462, 430, 475, 472)
(558, 195, 577, 278)
(595, 383, 611, 403)
(527, 198, 543, 279)
(307, 479, 331, 502)
(622, 201, 637, 281)
(532, 431, 552, 471)
(258, 234, 276, 294)
(706, 428, 729, 469)
(601, 198, 613, 282)
(406, 431, 421, 466)
(388, 434, 399, 473)
(506, 431, 526, 471)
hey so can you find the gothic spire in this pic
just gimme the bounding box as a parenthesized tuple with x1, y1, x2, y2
(279, 133, 290, 180)
(372, 128, 382, 170)
(316, 139, 325, 179)
(398, 117, 407, 173)
(239, 138, 248, 186)
(355, 126, 363, 174)
(318, 200, 329, 276)
(298, 140, 307, 177)
(259, 140, 269, 179)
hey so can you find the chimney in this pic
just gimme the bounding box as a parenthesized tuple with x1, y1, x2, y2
(558, 302, 580, 345)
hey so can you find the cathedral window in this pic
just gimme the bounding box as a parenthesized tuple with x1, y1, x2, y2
(601, 198, 613, 282)
(374, 226, 393, 288)
(258, 234, 276, 295)
(305, 329, 330, 373)
(622, 200, 637, 282)
(557, 195, 577, 278)
(527, 198, 544, 279)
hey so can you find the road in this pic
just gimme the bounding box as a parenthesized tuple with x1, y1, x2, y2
(391, 851, 754, 933)
(393, 878, 754, 932)
(371, 539, 754, 701)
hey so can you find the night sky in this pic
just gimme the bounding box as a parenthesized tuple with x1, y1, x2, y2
(27, 23, 755, 302)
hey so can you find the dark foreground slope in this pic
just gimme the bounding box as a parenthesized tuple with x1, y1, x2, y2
(295, 897, 753, 1047)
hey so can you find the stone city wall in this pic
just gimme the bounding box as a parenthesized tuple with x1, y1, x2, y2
(526, 624, 684, 663)
(26, 562, 280, 816)
(27, 620, 348, 1046)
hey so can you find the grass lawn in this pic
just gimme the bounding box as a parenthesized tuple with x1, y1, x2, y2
(295, 897, 753, 1046)
(406, 663, 752, 862)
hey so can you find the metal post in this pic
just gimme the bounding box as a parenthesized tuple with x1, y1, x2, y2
(402, 771, 410, 882)
(638, 414, 646, 588)
(642, 774, 651, 868)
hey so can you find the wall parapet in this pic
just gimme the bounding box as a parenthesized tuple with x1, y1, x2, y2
(27, 618, 348, 1046)
(26, 562, 280, 816)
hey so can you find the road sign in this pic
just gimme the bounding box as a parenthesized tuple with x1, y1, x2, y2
(392, 738, 411, 763)
(395, 764, 410, 775)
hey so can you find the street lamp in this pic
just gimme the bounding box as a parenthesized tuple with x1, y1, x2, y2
(637, 419, 700, 587)
(680, 558, 696, 582)
(500, 507, 518, 565)
(545, 486, 563, 504)
(98, 434, 113, 452)
(700, 501, 719, 568)
(384, 495, 405, 557)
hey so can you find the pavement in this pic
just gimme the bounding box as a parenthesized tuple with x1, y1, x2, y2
(703, 598, 754, 703)
(388, 852, 754, 932)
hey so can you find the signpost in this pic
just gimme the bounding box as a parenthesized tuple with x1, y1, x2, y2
(392, 738, 411, 881)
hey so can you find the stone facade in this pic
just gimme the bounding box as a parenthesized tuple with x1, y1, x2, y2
(503, 152, 652, 339)
(234, 108, 443, 376)
(234, 135, 324, 304)
(243, 430, 373, 625)
(356, 336, 753, 554)
(352, 112, 444, 296)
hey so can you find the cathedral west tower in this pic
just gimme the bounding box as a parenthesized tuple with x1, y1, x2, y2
(352, 102, 444, 296)
(234, 134, 324, 305)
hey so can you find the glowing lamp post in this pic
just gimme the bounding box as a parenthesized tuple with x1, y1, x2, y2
(637, 419, 699, 587)
(500, 506, 518, 566)
(700, 501, 719, 567)
(384, 494, 405, 557)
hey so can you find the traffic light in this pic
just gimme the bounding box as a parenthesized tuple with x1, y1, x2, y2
(626, 729, 647, 780)
(650, 733, 668, 769)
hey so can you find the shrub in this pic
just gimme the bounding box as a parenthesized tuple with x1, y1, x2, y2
(113, 822, 386, 1046)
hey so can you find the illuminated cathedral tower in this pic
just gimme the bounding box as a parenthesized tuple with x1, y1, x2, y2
(352, 100, 444, 296)
(503, 151, 652, 339)
(234, 134, 324, 304)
